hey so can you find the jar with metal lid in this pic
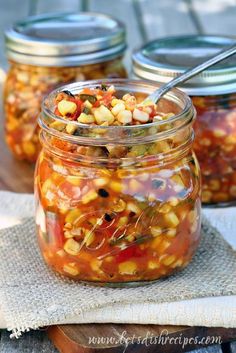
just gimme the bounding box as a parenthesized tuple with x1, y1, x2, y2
(133, 35, 236, 206)
(35, 79, 201, 286)
(4, 13, 127, 162)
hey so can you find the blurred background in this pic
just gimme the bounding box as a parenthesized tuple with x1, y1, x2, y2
(1, 0, 236, 69)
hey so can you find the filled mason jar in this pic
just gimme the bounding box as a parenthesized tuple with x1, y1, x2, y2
(132, 35, 236, 205)
(35, 79, 201, 286)
(4, 13, 127, 162)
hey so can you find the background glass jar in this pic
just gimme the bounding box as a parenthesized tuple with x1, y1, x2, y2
(4, 13, 127, 162)
(132, 35, 236, 205)
(35, 79, 201, 286)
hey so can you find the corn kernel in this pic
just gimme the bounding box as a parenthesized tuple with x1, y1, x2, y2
(110, 180, 123, 193)
(65, 209, 81, 224)
(93, 105, 114, 125)
(84, 100, 93, 109)
(202, 190, 212, 203)
(159, 204, 172, 214)
(111, 98, 122, 107)
(148, 260, 160, 270)
(111, 102, 125, 116)
(77, 113, 95, 124)
(126, 202, 141, 215)
(117, 110, 132, 125)
(22, 141, 36, 156)
(150, 226, 162, 237)
(94, 177, 109, 187)
(213, 128, 226, 138)
(151, 236, 163, 249)
(82, 190, 98, 204)
(63, 263, 79, 276)
(66, 123, 77, 134)
(117, 216, 128, 227)
(91, 259, 103, 272)
(112, 199, 126, 212)
(66, 176, 81, 186)
(84, 230, 95, 246)
(133, 108, 149, 123)
(118, 261, 137, 275)
(170, 258, 184, 268)
(160, 254, 176, 266)
(168, 197, 179, 207)
(58, 100, 77, 116)
(50, 121, 66, 131)
(166, 229, 177, 237)
(64, 238, 80, 255)
(164, 212, 179, 227)
(158, 239, 171, 252)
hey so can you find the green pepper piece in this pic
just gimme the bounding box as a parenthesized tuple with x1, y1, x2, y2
(79, 94, 97, 103)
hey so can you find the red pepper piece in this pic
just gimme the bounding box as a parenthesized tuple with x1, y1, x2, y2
(116, 244, 144, 263)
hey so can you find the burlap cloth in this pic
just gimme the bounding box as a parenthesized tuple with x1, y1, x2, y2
(0, 209, 235, 337)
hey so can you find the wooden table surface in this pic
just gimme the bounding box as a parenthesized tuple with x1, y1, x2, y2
(0, 0, 236, 352)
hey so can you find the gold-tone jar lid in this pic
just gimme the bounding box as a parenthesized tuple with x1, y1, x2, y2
(132, 35, 236, 96)
(5, 12, 126, 67)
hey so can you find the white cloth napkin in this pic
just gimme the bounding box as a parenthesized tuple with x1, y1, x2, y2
(0, 191, 235, 329)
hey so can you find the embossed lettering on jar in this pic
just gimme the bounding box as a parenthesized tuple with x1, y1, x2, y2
(4, 13, 127, 162)
(35, 79, 201, 286)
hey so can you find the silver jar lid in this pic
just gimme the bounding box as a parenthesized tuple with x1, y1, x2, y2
(5, 12, 126, 67)
(132, 35, 236, 96)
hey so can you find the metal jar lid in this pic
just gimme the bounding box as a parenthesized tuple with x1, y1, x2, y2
(5, 12, 126, 67)
(132, 35, 236, 96)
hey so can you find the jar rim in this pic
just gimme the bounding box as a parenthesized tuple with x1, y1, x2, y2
(40, 78, 194, 145)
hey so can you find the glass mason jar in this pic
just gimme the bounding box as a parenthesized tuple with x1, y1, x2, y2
(132, 35, 236, 205)
(35, 79, 201, 286)
(4, 13, 127, 162)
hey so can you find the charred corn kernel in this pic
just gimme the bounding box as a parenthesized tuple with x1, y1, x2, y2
(111, 102, 125, 116)
(63, 263, 79, 276)
(118, 261, 137, 275)
(112, 199, 126, 212)
(158, 239, 171, 252)
(168, 197, 179, 207)
(82, 190, 98, 204)
(126, 202, 141, 215)
(110, 180, 123, 193)
(22, 141, 36, 156)
(66, 123, 77, 134)
(117, 110, 132, 124)
(148, 260, 160, 270)
(166, 228, 177, 237)
(93, 105, 114, 125)
(159, 204, 172, 214)
(65, 209, 81, 224)
(133, 108, 149, 123)
(213, 128, 226, 138)
(49, 121, 66, 131)
(66, 176, 81, 186)
(58, 100, 77, 116)
(199, 138, 211, 146)
(160, 255, 176, 266)
(94, 177, 109, 187)
(202, 190, 212, 203)
(208, 179, 220, 191)
(84, 230, 95, 246)
(150, 226, 162, 237)
(230, 186, 236, 197)
(117, 216, 128, 227)
(64, 238, 81, 255)
(77, 113, 95, 124)
(164, 212, 179, 227)
(129, 179, 142, 192)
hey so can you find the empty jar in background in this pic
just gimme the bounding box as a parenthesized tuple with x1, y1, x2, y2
(4, 12, 127, 162)
(132, 35, 236, 206)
